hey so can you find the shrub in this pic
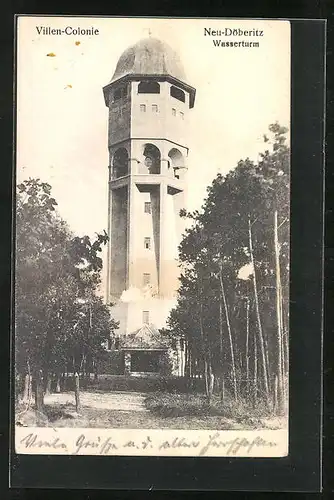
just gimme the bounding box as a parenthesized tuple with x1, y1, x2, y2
(144, 392, 274, 421)
(86, 374, 164, 392)
(96, 350, 123, 375)
(85, 375, 206, 393)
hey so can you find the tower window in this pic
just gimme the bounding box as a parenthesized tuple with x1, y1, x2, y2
(144, 237, 151, 250)
(170, 85, 185, 103)
(168, 148, 185, 181)
(140, 104, 146, 112)
(143, 310, 150, 324)
(113, 147, 129, 178)
(143, 144, 161, 174)
(138, 81, 160, 94)
(144, 201, 151, 214)
(180, 111, 184, 119)
(172, 108, 176, 116)
(143, 273, 151, 285)
(152, 104, 158, 113)
(113, 85, 128, 102)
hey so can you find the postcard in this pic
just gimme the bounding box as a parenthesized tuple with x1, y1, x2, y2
(14, 16, 290, 457)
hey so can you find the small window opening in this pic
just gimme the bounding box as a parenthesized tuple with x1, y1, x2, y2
(172, 108, 176, 116)
(144, 202, 151, 214)
(170, 86, 185, 103)
(138, 81, 160, 94)
(152, 104, 158, 113)
(140, 104, 146, 112)
(143, 310, 150, 324)
(144, 237, 151, 250)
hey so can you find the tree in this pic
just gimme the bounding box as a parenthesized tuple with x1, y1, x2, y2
(15, 178, 118, 409)
(166, 123, 290, 414)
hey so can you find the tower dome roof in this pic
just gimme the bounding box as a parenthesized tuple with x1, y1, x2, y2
(110, 37, 187, 83)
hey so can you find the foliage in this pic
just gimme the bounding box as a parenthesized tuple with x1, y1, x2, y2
(15, 178, 118, 392)
(166, 123, 290, 414)
(144, 392, 273, 422)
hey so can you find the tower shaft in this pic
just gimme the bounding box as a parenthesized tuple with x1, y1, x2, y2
(103, 40, 195, 336)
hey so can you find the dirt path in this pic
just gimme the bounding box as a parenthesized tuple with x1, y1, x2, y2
(44, 391, 147, 412)
(17, 391, 287, 430)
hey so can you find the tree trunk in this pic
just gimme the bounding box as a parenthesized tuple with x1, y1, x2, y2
(22, 374, 29, 401)
(191, 350, 194, 379)
(202, 350, 210, 401)
(198, 277, 210, 401)
(281, 301, 286, 376)
(248, 216, 270, 404)
(283, 329, 289, 398)
(207, 361, 215, 404)
(176, 343, 180, 376)
(281, 327, 286, 388)
(282, 308, 289, 376)
(15, 375, 20, 403)
(219, 299, 224, 367)
(93, 360, 98, 381)
(203, 359, 209, 400)
(79, 354, 85, 376)
(22, 374, 32, 403)
(273, 374, 278, 413)
(180, 343, 185, 377)
(45, 373, 52, 395)
(253, 334, 258, 407)
(74, 372, 81, 412)
(264, 334, 271, 394)
(184, 342, 189, 379)
(281, 297, 289, 405)
(274, 210, 285, 415)
(56, 375, 61, 393)
(245, 297, 250, 395)
(220, 374, 225, 402)
(218, 260, 237, 401)
(22, 358, 33, 404)
(188, 345, 193, 381)
(35, 370, 44, 412)
(82, 355, 87, 386)
(218, 297, 226, 399)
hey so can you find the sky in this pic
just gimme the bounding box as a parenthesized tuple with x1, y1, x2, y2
(16, 17, 290, 290)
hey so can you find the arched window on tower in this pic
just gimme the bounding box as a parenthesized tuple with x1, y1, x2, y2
(168, 148, 185, 180)
(138, 81, 160, 94)
(170, 86, 185, 103)
(113, 85, 128, 102)
(143, 144, 161, 174)
(112, 148, 129, 178)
